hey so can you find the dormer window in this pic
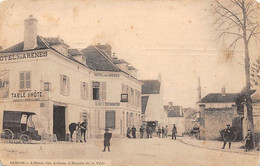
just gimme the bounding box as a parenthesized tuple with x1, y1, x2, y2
(82, 56, 86, 64)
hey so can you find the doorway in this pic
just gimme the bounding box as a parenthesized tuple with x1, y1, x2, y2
(53, 105, 66, 141)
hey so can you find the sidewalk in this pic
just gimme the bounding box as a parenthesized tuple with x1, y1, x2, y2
(179, 137, 260, 156)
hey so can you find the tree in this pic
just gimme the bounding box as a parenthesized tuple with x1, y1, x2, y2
(213, 0, 259, 147)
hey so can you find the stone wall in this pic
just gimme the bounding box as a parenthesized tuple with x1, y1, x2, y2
(202, 107, 238, 140)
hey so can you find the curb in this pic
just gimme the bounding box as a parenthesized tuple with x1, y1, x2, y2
(179, 138, 259, 156)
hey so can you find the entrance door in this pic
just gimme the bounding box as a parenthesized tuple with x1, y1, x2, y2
(53, 105, 66, 141)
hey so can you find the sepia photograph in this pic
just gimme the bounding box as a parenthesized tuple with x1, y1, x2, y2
(0, 0, 259, 165)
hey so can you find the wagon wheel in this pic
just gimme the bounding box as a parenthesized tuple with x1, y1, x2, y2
(13, 133, 21, 144)
(19, 134, 31, 144)
(1, 129, 14, 143)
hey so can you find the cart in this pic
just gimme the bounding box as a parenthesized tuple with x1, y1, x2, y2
(1, 111, 41, 144)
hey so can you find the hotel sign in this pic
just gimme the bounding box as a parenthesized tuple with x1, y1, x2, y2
(95, 102, 120, 106)
(11, 91, 43, 99)
(94, 73, 120, 77)
(0, 51, 47, 62)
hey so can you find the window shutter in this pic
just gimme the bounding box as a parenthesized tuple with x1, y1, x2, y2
(86, 83, 88, 100)
(80, 82, 83, 99)
(60, 74, 63, 94)
(101, 82, 106, 100)
(67, 77, 70, 95)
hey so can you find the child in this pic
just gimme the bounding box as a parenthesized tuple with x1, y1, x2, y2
(103, 128, 112, 152)
(76, 122, 82, 143)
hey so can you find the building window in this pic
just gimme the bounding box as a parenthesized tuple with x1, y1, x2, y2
(121, 94, 128, 102)
(121, 84, 128, 102)
(44, 82, 51, 91)
(60, 74, 70, 95)
(106, 110, 115, 129)
(81, 82, 88, 100)
(93, 81, 100, 100)
(20, 71, 31, 89)
(92, 81, 106, 100)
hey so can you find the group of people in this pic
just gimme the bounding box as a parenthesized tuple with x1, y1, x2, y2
(126, 124, 178, 140)
(69, 120, 87, 143)
(221, 124, 254, 152)
(156, 125, 168, 138)
(127, 126, 137, 138)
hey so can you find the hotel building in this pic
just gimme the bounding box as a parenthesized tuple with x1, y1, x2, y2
(0, 15, 142, 140)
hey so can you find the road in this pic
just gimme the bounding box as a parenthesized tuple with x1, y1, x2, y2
(0, 137, 259, 166)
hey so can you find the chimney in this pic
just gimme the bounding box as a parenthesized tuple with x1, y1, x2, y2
(158, 73, 162, 83)
(24, 15, 38, 50)
(221, 86, 226, 96)
(169, 102, 173, 107)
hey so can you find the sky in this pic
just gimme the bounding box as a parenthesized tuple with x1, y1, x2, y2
(0, 0, 259, 108)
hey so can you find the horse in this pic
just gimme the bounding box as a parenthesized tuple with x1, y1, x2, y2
(69, 122, 77, 141)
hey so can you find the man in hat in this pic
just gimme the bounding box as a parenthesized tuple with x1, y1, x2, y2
(80, 119, 87, 142)
(131, 125, 137, 139)
(103, 128, 112, 152)
(172, 124, 177, 140)
(245, 129, 253, 152)
(221, 124, 234, 149)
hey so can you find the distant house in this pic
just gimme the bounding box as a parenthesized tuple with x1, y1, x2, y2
(164, 102, 185, 136)
(141, 75, 167, 130)
(197, 87, 240, 140)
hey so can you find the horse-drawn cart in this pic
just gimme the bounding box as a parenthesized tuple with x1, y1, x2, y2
(1, 111, 41, 143)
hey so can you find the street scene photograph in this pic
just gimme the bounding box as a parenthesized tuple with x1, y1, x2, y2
(0, 0, 259, 166)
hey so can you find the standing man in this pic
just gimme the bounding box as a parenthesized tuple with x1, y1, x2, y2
(158, 126, 161, 138)
(162, 127, 165, 138)
(244, 129, 253, 152)
(146, 125, 150, 138)
(132, 125, 137, 139)
(165, 125, 168, 138)
(172, 124, 177, 140)
(139, 125, 144, 139)
(148, 126, 153, 138)
(80, 119, 87, 142)
(221, 124, 234, 149)
(103, 128, 112, 152)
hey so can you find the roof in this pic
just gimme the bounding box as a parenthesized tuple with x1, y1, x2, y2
(164, 105, 182, 117)
(199, 93, 240, 103)
(0, 36, 50, 53)
(141, 80, 160, 94)
(43, 37, 69, 47)
(68, 49, 83, 56)
(0, 36, 71, 54)
(141, 96, 149, 114)
(112, 58, 129, 65)
(81, 45, 122, 72)
(128, 66, 137, 70)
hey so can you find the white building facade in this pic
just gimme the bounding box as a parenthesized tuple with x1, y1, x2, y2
(0, 15, 142, 140)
